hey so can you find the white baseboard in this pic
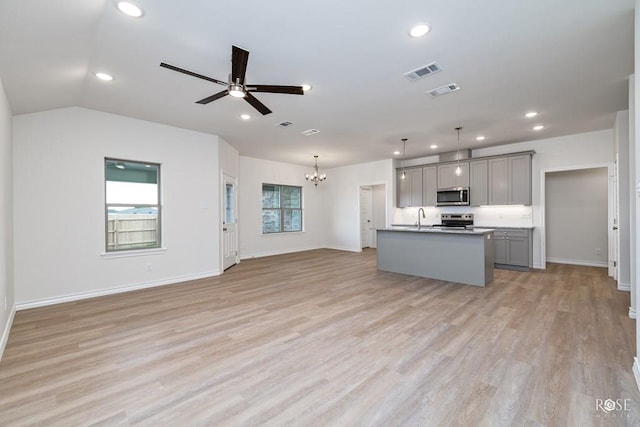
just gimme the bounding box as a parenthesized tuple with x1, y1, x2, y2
(619, 281, 631, 292)
(324, 245, 362, 253)
(16, 270, 221, 311)
(545, 257, 608, 268)
(629, 307, 637, 319)
(0, 304, 16, 362)
(239, 245, 325, 260)
(633, 358, 640, 393)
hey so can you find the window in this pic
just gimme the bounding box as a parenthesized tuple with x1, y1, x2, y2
(105, 158, 161, 251)
(262, 184, 302, 233)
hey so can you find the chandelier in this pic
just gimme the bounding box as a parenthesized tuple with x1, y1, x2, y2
(305, 155, 327, 186)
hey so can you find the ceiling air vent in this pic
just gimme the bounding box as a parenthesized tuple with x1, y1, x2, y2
(404, 62, 442, 81)
(301, 129, 320, 136)
(275, 120, 293, 127)
(427, 83, 460, 98)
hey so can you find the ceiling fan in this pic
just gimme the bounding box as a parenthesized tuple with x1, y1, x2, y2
(160, 45, 304, 115)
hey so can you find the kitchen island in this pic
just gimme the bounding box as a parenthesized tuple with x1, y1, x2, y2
(376, 227, 495, 287)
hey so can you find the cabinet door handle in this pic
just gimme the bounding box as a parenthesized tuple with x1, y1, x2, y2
(613, 226, 618, 230)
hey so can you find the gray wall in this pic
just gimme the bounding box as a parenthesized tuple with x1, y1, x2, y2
(545, 167, 609, 266)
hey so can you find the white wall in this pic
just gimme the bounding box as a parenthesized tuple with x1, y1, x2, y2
(324, 159, 394, 252)
(13, 107, 226, 306)
(238, 156, 327, 258)
(0, 76, 14, 358)
(545, 168, 609, 266)
(615, 110, 632, 292)
(371, 184, 386, 248)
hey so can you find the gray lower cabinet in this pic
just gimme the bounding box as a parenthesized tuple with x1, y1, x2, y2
(422, 166, 437, 206)
(397, 168, 423, 207)
(493, 228, 531, 269)
(469, 160, 488, 206)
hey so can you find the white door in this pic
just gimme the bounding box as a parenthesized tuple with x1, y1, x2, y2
(223, 174, 238, 270)
(360, 187, 373, 249)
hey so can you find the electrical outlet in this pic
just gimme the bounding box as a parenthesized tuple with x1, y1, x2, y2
(595, 248, 601, 255)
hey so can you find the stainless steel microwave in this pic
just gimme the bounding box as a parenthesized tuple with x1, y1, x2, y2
(436, 187, 470, 206)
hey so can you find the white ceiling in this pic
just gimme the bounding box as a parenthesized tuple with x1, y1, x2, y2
(0, 0, 634, 168)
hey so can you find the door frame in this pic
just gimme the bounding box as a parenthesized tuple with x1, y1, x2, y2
(358, 183, 387, 252)
(221, 172, 239, 271)
(539, 162, 615, 273)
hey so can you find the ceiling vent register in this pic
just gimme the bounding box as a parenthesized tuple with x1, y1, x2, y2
(301, 129, 320, 136)
(427, 83, 460, 98)
(275, 121, 293, 127)
(404, 62, 442, 81)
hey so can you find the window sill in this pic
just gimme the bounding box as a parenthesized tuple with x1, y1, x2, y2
(261, 231, 305, 237)
(101, 247, 167, 259)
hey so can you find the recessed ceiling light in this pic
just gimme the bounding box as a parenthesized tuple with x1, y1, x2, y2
(240, 114, 251, 120)
(533, 125, 545, 131)
(95, 72, 114, 81)
(409, 23, 431, 38)
(116, 1, 144, 17)
(525, 111, 538, 118)
(393, 150, 401, 155)
(476, 136, 486, 141)
(430, 144, 438, 149)
(302, 84, 312, 92)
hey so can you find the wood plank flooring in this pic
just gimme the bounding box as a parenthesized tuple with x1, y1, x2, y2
(1, 248, 639, 426)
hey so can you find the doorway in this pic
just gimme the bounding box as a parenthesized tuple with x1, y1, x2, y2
(544, 167, 610, 268)
(360, 184, 386, 249)
(223, 174, 238, 270)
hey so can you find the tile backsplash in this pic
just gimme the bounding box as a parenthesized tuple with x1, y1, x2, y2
(392, 205, 534, 228)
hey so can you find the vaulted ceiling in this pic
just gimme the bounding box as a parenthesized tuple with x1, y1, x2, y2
(0, 0, 634, 167)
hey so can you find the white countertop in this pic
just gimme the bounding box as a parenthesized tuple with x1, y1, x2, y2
(380, 226, 495, 235)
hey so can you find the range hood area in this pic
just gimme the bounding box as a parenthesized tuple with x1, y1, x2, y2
(438, 149, 471, 162)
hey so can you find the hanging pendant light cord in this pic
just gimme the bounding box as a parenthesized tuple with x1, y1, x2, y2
(455, 126, 463, 177)
(401, 138, 408, 180)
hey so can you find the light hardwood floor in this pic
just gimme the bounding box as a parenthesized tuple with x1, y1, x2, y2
(1, 249, 639, 426)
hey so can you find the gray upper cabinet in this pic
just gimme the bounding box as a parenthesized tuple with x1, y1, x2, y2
(437, 162, 469, 189)
(422, 166, 437, 206)
(397, 168, 423, 207)
(397, 151, 532, 208)
(488, 158, 509, 204)
(488, 154, 531, 205)
(469, 160, 488, 206)
(509, 155, 532, 205)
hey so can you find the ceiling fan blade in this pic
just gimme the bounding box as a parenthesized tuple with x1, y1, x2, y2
(160, 62, 227, 86)
(231, 46, 249, 85)
(196, 90, 229, 104)
(247, 85, 304, 95)
(244, 92, 272, 115)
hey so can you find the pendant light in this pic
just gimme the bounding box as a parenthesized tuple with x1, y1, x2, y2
(454, 126, 463, 177)
(305, 155, 327, 186)
(400, 138, 408, 181)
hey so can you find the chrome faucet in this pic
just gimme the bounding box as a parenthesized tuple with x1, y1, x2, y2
(417, 208, 426, 229)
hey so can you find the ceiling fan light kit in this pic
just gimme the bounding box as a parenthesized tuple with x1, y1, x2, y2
(160, 45, 304, 115)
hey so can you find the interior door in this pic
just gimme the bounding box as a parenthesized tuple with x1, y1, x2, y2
(223, 174, 238, 270)
(360, 187, 373, 249)
(611, 159, 618, 279)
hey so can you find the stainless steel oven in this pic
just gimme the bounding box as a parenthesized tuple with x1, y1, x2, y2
(436, 187, 470, 206)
